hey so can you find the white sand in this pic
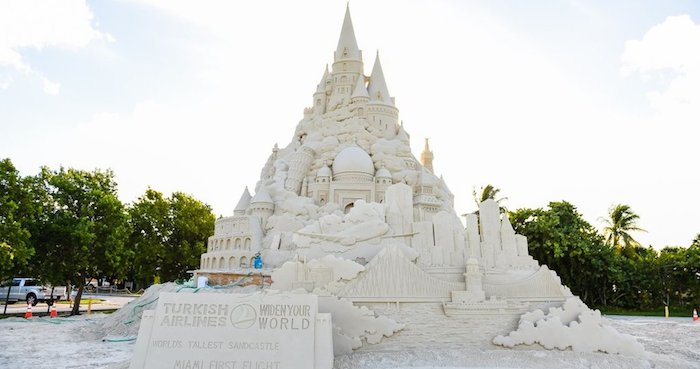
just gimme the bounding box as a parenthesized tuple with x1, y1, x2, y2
(2, 286, 698, 369)
(1, 313, 698, 369)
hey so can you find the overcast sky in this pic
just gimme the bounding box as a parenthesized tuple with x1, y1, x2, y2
(1, 0, 699, 248)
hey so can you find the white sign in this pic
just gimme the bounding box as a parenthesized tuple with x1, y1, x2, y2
(129, 292, 333, 369)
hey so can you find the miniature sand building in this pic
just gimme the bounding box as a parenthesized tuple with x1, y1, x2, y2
(195, 6, 571, 310)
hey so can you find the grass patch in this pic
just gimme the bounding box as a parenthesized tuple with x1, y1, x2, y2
(57, 299, 103, 305)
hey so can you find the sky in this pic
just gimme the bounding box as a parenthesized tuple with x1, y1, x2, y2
(1, 0, 699, 248)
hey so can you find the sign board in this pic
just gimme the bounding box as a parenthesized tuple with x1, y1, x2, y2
(129, 292, 333, 369)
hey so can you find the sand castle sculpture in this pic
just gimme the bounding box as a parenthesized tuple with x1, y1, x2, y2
(192, 6, 644, 356)
(197, 4, 571, 312)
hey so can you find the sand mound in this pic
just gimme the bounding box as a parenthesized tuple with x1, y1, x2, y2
(82, 282, 261, 340)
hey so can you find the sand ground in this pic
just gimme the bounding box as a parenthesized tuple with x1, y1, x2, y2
(0, 312, 698, 369)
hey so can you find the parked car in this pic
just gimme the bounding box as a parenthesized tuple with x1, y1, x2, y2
(0, 278, 67, 306)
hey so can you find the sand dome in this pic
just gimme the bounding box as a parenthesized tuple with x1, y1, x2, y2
(332, 145, 375, 177)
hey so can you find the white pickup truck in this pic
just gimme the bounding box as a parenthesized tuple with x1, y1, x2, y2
(0, 278, 67, 306)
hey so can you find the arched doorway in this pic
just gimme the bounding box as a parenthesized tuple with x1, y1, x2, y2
(344, 202, 354, 214)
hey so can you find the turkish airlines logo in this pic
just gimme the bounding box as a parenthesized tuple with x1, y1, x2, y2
(229, 303, 257, 329)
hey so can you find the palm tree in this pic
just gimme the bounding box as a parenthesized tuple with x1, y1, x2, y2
(471, 184, 508, 215)
(472, 184, 507, 208)
(601, 204, 646, 252)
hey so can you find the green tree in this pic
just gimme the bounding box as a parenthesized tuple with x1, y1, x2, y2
(472, 184, 507, 208)
(126, 189, 169, 287)
(32, 167, 129, 315)
(127, 190, 214, 287)
(0, 159, 44, 280)
(609, 245, 659, 308)
(656, 239, 700, 309)
(656, 246, 688, 308)
(683, 241, 700, 306)
(601, 204, 646, 252)
(510, 201, 617, 307)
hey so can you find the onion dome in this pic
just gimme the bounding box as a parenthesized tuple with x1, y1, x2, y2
(317, 165, 332, 178)
(332, 145, 375, 176)
(376, 165, 391, 179)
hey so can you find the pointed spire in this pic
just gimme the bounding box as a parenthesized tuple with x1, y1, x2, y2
(397, 121, 410, 142)
(334, 4, 361, 61)
(316, 65, 329, 93)
(420, 138, 434, 173)
(351, 76, 369, 99)
(234, 187, 252, 215)
(251, 187, 273, 204)
(367, 51, 393, 105)
(501, 213, 515, 234)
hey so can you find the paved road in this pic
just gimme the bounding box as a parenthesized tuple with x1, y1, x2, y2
(1, 293, 138, 316)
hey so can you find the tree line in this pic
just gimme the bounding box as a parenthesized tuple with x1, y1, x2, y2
(473, 185, 700, 313)
(3, 163, 698, 314)
(0, 158, 214, 314)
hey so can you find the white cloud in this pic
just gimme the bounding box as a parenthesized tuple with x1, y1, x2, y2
(6, 1, 698, 249)
(81, 1, 697, 248)
(41, 77, 60, 95)
(621, 15, 700, 73)
(0, 75, 11, 90)
(40, 99, 264, 218)
(0, 47, 27, 71)
(0, 0, 111, 93)
(621, 15, 700, 121)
